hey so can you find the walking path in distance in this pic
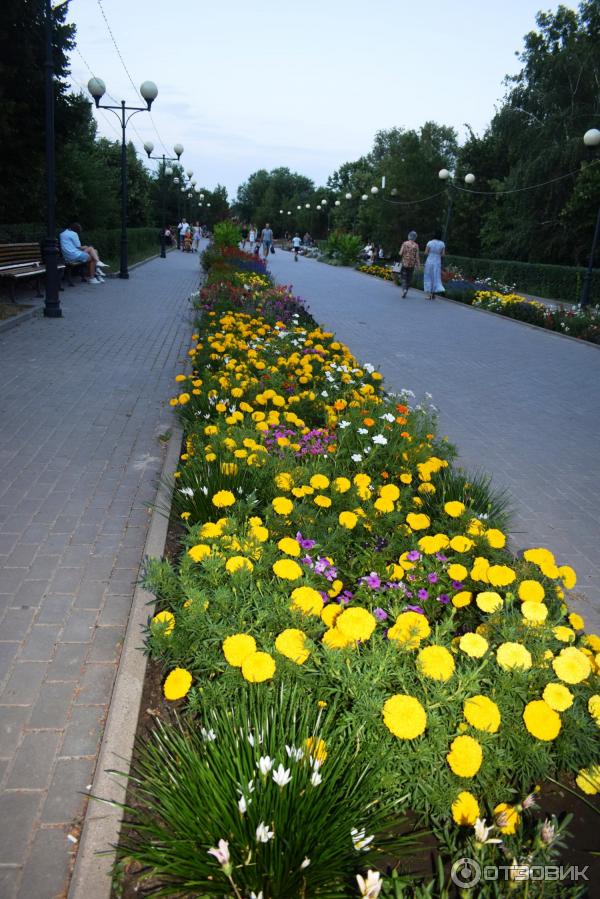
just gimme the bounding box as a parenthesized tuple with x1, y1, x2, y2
(268, 249, 600, 631)
(0, 247, 201, 898)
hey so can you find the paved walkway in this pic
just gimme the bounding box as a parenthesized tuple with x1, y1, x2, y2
(269, 250, 600, 631)
(0, 248, 201, 898)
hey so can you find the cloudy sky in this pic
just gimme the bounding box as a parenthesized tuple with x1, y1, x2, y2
(65, 0, 576, 201)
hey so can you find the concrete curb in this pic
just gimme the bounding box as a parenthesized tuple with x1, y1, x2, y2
(0, 304, 42, 333)
(67, 420, 183, 899)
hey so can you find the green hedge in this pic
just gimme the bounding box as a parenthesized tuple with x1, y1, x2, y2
(445, 253, 599, 304)
(0, 224, 159, 261)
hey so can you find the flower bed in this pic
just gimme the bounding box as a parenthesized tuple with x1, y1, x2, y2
(115, 244, 600, 897)
(357, 263, 395, 281)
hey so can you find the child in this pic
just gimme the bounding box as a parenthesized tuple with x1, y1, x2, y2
(292, 233, 302, 260)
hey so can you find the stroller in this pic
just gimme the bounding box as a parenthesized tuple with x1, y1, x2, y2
(183, 231, 193, 253)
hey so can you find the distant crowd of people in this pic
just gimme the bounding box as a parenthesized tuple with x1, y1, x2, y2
(364, 229, 446, 299)
(161, 220, 209, 252)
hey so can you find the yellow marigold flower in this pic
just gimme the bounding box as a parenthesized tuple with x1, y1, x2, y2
(321, 603, 343, 627)
(322, 627, 352, 648)
(452, 791, 480, 826)
(241, 651, 276, 683)
(446, 735, 483, 778)
(374, 497, 395, 513)
(487, 564, 516, 586)
(388, 611, 431, 649)
(417, 645, 455, 681)
(291, 585, 324, 615)
(212, 490, 235, 508)
(552, 647, 592, 684)
(339, 510, 358, 529)
(251, 525, 269, 543)
(175, 374, 187, 382)
(178, 393, 191, 405)
(524, 547, 555, 568)
(310, 473, 330, 490)
(518, 580, 545, 603)
(543, 682, 574, 711)
(576, 766, 600, 795)
(151, 610, 175, 636)
(476, 591, 503, 613)
(448, 563, 468, 581)
(558, 565, 577, 590)
(272, 496, 293, 516)
(523, 700, 561, 741)
(485, 528, 506, 549)
(353, 473, 371, 488)
(204, 424, 218, 436)
(328, 579, 343, 598)
(400, 473, 412, 484)
(275, 472, 294, 491)
(333, 476, 351, 493)
(380, 483, 400, 501)
(470, 556, 490, 582)
(494, 803, 520, 834)
(163, 667, 193, 701)
(273, 558, 303, 580)
(188, 544, 211, 562)
(406, 512, 431, 531)
(444, 500, 465, 518)
(275, 628, 310, 664)
(553, 625, 575, 643)
(226, 556, 254, 574)
(568, 612, 585, 631)
(201, 521, 225, 538)
(450, 535, 474, 553)
(314, 494, 332, 508)
(452, 591, 472, 608)
(521, 600, 548, 625)
(336, 607, 377, 642)
(586, 634, 600, 652)
(382, 694, 427, 740)
(459, 632, 489, 658)
(418, 482, 436, 495)
(588, 695, 600, 725)
(223, 633, 257, 666)
(305, 736, 328, 763)
(278, 537, 301, 557)
(496, 642, 532, 671)
(467, 518, 486, 536)
(464, 695, 501, 733)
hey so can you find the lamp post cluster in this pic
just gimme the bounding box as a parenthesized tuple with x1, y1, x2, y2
(144, 142, 183, 258)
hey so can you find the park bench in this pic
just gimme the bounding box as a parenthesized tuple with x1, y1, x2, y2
(0, 242, 65, 302)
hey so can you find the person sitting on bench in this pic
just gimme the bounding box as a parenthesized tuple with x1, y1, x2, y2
(59, 222, 108, 284)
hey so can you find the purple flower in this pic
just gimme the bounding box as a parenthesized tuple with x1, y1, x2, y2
(301, 555, 314, 567)
(296, 532, 316, 550)
(427, 572, 439, 584)
(314, 557, 329, 575)
(361, 572, 381, 589)
(451, 580, 464, 590)
(405, 604, 424, 614)
(373, 607, 388, 621)
(407, 573, 416, 581)
(435, 553, 448, 562)
(417, 588, 429, 601)
(407, 550, 421, 562)
(437, 593, 450, 604)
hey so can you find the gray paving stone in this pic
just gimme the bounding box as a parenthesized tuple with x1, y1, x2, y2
(0, 707, 32, 755)
(11, 580, 48, 607)
(97, 595, 131, 627)
(0, 791, 42, 864)
(17, 825, 73, 899)
(19, 625, 62, 662)
(0, 570, 26, 595)
(73, 580, 106, 610)
(50, 567, 84, 594)
(4, 546, 39, 568)
(5, 731, 61, 789)
(45, 643, 87, 683)
(60, 609, 98, 643)
(25, 554, 60, 581)
(87, 626, 124, 663)
(40, 757, 95, 824)
(28, 682, 77, 730)
(0, 609, 36, 642)
(1, 662, 47, 705)
(60, 705, 106, 758)
(75, 663, 117, 705)
(36, 594, 74, 625)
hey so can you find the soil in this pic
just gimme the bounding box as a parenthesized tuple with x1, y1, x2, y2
(0, 301, 32, 321)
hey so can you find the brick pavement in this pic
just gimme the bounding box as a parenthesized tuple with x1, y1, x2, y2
(0, 247, 201, 898)
(269, 250, 600, 631)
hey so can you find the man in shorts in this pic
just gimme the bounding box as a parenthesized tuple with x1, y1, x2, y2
(261, 223, 273, 259)
(59, 223, 107, 284)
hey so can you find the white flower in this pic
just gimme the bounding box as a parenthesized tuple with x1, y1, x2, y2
(357, 428, 368, 435)
(351, 827, 374, 851)
(200, 727, 216, 742)
(338, 420, 351, 429)
(247, 779, 255, 793)
(250, 892, 264, 899)
(351, 454, 363, 462)
(255, 821, 275, 843)
(372, 435, 387, 445)
(363, 363, 375, 373)
(356, 870, 383, 898)
(179, 487, 194, 497)
(201, 486, 209, 495)
(285, 744, 304, 761)
(474, 817, 502, 845)
(380, 413, 395, 423)
(257, 756, 273, 775)
(321, 390, 329, 398)
(238, 795, 249, 814)
(207, 838, 230, 867)
(300, 857, 311, 869)
(310, 770, 322, 786)
(272, 764, 292, 787)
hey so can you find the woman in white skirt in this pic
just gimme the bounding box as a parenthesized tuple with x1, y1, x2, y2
(423, 229, 445, 300)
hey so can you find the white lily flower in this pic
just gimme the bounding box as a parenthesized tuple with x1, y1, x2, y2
(250, 892, 264, 899)
(301, 857, 311, 869)
(474, 817, 503, 845)
(338, 420, 351, 429)
(351, 454, 363, 462)
(372, 435, 387, 445)
(257, 756, 274, 775)
(285, 744, 304, 761)
(363, 363, 375, 373)
(356, 870, 383, 898)
(207, 838, 230, 867)
(310, 770, 322, 786)
(200, 727, 216, 742)
(179, 487, 194, 497)
(238, 795, 248, 814)
(255, 821, 275, 843)
(351, 827, 374, 851)
(380, 413, 395, 422)
(272, 764, 292, 787)
(357, 428, 368, 435)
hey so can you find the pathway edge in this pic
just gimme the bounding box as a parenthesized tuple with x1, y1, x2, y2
(67, 420, 183, 899)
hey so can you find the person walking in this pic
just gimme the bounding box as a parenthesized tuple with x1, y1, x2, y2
(179, 219, 190, 251)
(261, 223, 273, 259)
(292, 233, 301, 260)
(423, 229, 446, 300)
(191, 222, 201, 252)
(398, 230, 420, 298)
(248, 225, 256, 247)
(241, 224, 249, 249)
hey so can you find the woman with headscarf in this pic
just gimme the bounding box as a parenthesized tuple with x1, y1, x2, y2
(398, 230, 420, 298)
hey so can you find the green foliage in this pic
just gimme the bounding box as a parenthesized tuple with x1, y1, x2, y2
(213, 220, 242, 250)
(112, 686, 420, 898)
(322, 231, 363, 266)
(234, 167, 315, 236)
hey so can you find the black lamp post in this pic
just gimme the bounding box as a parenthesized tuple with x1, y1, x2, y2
(88, 77, 158, 279)
(143, 142, 183, 258)
(43, 0, 70, 319)
(438, 169, 476, 243)
(580, 128, 600, 308)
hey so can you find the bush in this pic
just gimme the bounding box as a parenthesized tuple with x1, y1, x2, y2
(0, 225, 159, 263)
(323, 231, 363, 266)
(213, 220, 242, 250)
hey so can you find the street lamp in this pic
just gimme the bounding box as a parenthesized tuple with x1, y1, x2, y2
(144, 141, 183, 258)
(438, 168, 475, 242)
(580, 128, 600, 307)
(43, 0, 71, 318)
(88, 76, 158, 278)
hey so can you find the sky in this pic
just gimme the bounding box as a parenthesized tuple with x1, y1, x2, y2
(65, 0, 577, 201)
